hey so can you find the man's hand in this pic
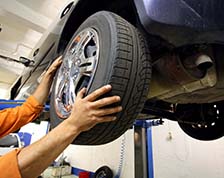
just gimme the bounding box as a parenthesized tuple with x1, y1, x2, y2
(67, 85, 122, 133)
(42, 56, 62, 80)
(46, 56, 62, 77)
(33, 56, 62, 105)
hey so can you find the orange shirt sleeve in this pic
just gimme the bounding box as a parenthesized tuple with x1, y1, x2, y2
(0, 96, 44, 178)
(0, 95, 43, 138)
(0, 149, 22, 178)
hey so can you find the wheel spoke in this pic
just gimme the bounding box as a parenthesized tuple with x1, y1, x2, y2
(55, 70, 67, 100)
(72, 72, 83, 89)
(85, 56, 96, 74)
(79, 56, 96, 76)
(64, 82, 70, 107)
(56, 79, 66, 101)
(75, 30, 93, 53)
(81, 31, 94, 48)
(63, 54, 74, 70)
(68, 66, 79, 104)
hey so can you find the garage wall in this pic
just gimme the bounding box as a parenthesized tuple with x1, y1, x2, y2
(152, 120, 224, 178)
(0, 0, 72, 59)
(63, 129, 135, 178)
(0, 0, 74, 99)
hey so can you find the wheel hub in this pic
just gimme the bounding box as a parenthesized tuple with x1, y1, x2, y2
(54, 28, 99, 118)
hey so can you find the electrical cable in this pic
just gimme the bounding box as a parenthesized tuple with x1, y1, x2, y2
(114, 135, 126, 178)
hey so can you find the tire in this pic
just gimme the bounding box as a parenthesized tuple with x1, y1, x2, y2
(178, 122, 224, 140)
(177, 103, 224, 140)
(50, 11, 151, 145)
(94, 166, 113, 178)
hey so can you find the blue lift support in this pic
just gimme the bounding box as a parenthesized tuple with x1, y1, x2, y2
(134, 119, 164, 178)
(0, 99, 50, 111)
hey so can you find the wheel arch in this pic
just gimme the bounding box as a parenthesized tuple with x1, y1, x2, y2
(57, 0, 139, 54)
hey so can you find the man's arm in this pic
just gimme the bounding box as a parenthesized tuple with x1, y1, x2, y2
(17, 85, 122, 178)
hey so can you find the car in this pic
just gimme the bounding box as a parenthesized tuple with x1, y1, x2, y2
(13, 0, 224, 145)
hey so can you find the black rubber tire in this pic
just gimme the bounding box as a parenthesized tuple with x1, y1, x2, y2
(178, 122, 224, 140)
(94, 166, 113, 178)
(177, 103, 224, 140)
(50, 11, 151, 145)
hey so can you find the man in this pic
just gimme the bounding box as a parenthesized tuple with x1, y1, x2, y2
(0, 56, 122, 178)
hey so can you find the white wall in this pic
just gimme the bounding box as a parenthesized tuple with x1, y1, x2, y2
(0, 0, 74, 99)
(0, 0, 73, 59)
(152, 120, 224, 178)
(63, 129, 135, 178)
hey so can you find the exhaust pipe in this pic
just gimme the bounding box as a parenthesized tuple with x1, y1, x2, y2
(195, 54, 213, 71)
